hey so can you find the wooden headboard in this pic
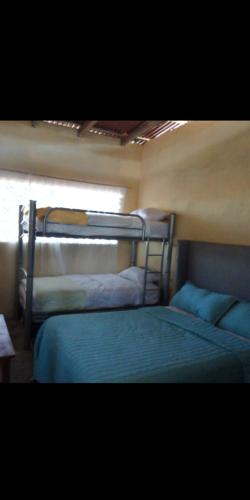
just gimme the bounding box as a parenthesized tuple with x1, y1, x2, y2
(176, 240, 250, 302)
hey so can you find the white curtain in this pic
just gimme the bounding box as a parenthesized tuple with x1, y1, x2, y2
(0, 169, 126, 243)
(0, 169, 127, 278)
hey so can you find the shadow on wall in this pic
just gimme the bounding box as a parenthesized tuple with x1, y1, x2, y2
(79, 142, 143, 164)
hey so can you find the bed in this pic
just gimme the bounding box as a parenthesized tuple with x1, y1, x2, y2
(33, 240, 250, 383)
(33, 306, 250, 383)
(19, 270, 160, 315)
(20, 201, 176, 349)
(23, 207, 170, 239)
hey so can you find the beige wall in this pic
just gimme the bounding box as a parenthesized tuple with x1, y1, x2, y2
(0, 121, 142, 317)
(138, 121, 250, 293)
(0, 121, 141, 211)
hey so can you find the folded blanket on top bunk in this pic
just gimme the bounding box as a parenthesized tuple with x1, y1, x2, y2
(19, 272, 160, 314)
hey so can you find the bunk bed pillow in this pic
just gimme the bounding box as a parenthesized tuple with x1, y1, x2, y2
(170, 282, 237, 324)
(118, 267, 160, 285)
(217, 301, 250, 339)
(130, 208, 169, 221)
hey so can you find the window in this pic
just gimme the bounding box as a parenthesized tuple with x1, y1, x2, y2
(0, 170, 127, 243)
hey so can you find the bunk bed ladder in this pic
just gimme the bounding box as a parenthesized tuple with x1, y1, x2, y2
(142, 239, 166, 306)
(142, 213, 176, 307)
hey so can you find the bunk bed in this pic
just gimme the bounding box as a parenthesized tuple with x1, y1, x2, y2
(18, 201, 176, 349)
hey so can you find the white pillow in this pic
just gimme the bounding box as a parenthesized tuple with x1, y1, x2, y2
(130, 208, 169, 221)
(118, 266, 160, 285)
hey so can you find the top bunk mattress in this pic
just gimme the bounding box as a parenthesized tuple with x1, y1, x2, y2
(23, 210, 170, 239)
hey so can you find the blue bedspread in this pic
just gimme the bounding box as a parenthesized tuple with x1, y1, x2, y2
(33, 307, 250, 383)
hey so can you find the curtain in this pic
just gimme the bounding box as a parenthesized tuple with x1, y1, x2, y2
(0, 170, 128, 316)
(0, 169, 127, 243)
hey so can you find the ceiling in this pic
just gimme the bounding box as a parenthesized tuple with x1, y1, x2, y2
(32, 120, 188, 145)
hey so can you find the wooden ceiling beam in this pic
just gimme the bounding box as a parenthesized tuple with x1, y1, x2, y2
(120, 121, 162, 146)
(88, 126, 124, 138)
(77, 121, 98, 137)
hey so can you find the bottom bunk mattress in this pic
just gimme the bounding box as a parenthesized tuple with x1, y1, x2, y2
(19, 273, 159, 314)
(33, 306, 250, 383)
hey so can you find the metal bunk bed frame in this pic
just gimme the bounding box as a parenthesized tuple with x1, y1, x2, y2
(18, 200, 176, 349)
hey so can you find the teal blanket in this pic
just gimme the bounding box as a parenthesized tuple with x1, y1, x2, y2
(33, 307, 250, 383)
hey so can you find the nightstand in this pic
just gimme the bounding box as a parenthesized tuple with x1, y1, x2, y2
(0, 315, 15, 383)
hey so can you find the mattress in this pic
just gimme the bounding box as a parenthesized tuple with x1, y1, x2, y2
(19, 273, 160, 314)
(33, 306, 250, 383)
(23, 211, 169, 239)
